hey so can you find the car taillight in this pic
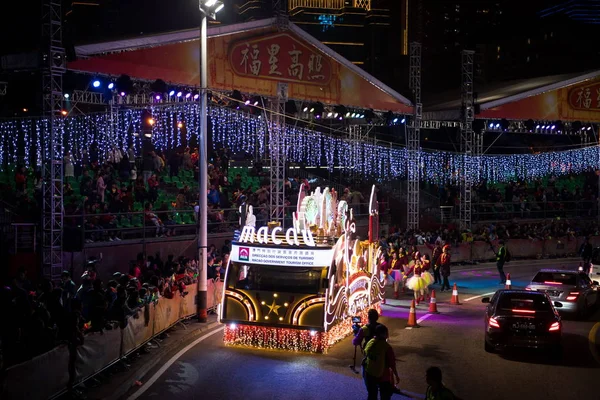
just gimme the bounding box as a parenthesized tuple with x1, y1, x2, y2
(549, 322, 560, 332)
(566, 292, 579, 301)
(525, 287, 532, 291)
(488, 317, 500, 328)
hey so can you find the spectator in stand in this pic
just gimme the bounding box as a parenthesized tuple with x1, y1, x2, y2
(61, 271, 77, 310)
(148, 173, 160, 203)
(15, 165, 27, 195)
(134, 176, 147, 203)
(152, 151, 163, 173)
(176, 189, 187, 209)
(88, 279, 107, 332)
(144, 202, 166, 237)
(64, 151, 75, 181)
(207, 256, 220, 280)
(169, 150, 181, 178)
(142, 151, 154, 183)
(128, 145, 136, 170)
(96, 172, 107, 203)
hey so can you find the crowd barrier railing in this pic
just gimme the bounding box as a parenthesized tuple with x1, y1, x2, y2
(414, 236, 597, 263)
(1, 280, 224, 400)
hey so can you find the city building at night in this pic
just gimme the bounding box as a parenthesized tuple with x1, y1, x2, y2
(234, 0, 407, 87)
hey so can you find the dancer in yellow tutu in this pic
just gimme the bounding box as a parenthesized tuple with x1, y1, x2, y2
(405, 258, 434, 305)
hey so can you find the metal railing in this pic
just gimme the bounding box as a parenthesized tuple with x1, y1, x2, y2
(63, 202, 388, 248)
(437, 199, 598, 223)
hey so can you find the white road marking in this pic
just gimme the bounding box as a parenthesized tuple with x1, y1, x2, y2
(416, 313, 433, 324)
(127, 325, 225, 400)
(464, 292, 496, 302)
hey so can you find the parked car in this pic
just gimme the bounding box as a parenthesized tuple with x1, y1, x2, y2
(525, 269, 599, 318)
(482, 290, 562, 356)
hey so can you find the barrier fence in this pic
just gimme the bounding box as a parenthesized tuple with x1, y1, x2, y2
(1, 280, 223, 400)
(415, 236, 600, 263)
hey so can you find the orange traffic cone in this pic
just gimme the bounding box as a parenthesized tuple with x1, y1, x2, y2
(428, 290, 439, 314)
(450, 283, 461, 305)
(505, 273, 512, 290)
(407, 300, 418, 328)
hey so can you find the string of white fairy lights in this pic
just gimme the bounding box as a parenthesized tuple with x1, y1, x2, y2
(0, 102, 598, 184)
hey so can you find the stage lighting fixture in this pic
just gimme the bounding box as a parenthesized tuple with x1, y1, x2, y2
(64, 93, 70, 99)
(194, 93, 200, 100)
(346, 112, 351, 117)
(176, 91, 183, 97)
(495, 123, 500, 129)
(587, 125, 592, 131)
(489, 122, 494, 129)
(551, 125, 556, 130)
(401, 118, 406, 123)
(327, 112, 333, 118)
(186, 92, 192, 99)
(393, 117, 399, 123)
(108, 82, 115, 90)
(214, 3, 224, 12)
(205, 0, 217, 7)
(536, 124, 540, 129)
(169, 90, 175, 96)
(92, 80, 101, 88)
(303, 107, 309, 112)
(148, 118, 155, 126)
(177, 122, 184, 129)
(245, 99, 251, 105)
(155, 95, 161, 100)
(120, 92, 126, 97)
(61, 110, 68, 116)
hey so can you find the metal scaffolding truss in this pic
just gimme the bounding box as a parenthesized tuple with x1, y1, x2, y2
(42, 0, 65, 281)
(407, 42, 422, 230)
(459, 50, 475, 231)
(269, 82, 288, 227)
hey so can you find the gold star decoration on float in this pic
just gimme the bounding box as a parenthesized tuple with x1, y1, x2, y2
(260, 293, 289, 321)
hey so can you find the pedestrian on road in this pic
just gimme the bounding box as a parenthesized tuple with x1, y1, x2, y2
(363, 325, 400, 400)
(440, 245, 452, 291)
(579, 237, 593, 265)
(426, 241, 443, 285)
(425, 366, 459, 400)
(495, 240, 508, 284)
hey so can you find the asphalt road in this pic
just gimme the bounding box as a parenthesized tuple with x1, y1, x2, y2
(128, 259, 600, 400)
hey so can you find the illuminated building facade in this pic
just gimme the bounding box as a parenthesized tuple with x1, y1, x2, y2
(235, 0, 407, 84)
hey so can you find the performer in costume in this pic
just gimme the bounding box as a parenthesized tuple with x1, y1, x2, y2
(419, 254, 434, 300)
(389, 251, 402, 299)
(405, 259, 432, 305)
(425, 241, 443, 285)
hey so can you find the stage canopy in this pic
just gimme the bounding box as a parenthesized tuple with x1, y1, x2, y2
(68, 18, 412, 113)
(424, 69, 600, 123)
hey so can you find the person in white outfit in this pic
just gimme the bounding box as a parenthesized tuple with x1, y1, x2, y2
(64, 151, 75, 180)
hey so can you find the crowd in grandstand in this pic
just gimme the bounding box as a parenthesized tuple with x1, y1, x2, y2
(436, 170, 600, 222)
(0, 238, 232, 370)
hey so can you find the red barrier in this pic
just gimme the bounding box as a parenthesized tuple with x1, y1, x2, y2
(507, 239, 544, 259)
(544, 237, 577, 258)
(471, 241, 497, 261)
(2, 344, 70, 400)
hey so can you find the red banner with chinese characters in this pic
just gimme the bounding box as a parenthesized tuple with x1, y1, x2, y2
(67, 26, 412, 112)
(568, 83, 600, 111)
(478, 75, 600, 122)
(229, 33, 332, 85)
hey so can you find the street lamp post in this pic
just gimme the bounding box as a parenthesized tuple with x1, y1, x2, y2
(197, 0, 224, 323)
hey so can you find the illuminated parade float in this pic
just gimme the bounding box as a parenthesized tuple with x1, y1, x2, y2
(220, 185, 383, 353)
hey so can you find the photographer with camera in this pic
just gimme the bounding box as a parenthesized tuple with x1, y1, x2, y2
(352, 309, 381, 349)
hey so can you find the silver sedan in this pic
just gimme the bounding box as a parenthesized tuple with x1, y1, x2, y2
(525, 269, 599, 318)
